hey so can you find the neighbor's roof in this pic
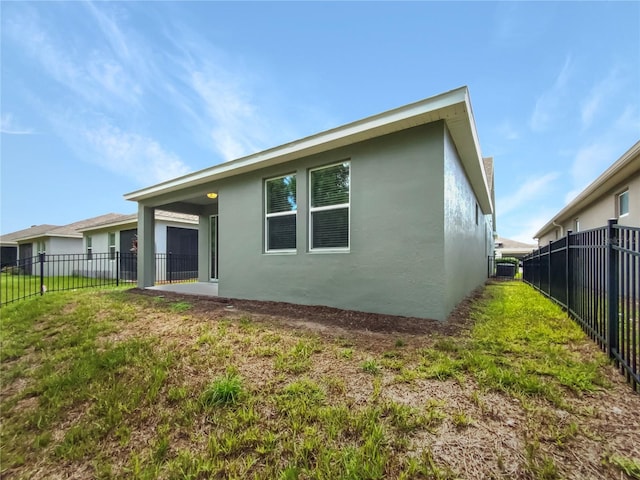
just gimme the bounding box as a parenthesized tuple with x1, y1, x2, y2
(0, 224, 59, 245)
(9, 213, 129, 242)
(78, 210, 198, 233)
(124, 86, 493, 214)
(495, 237, 536, 249)
(534, 141, 640, 239)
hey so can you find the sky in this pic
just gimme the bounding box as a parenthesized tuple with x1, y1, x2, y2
(1, 1, 639, 243)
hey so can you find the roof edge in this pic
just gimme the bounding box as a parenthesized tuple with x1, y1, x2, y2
(534, 140, 640, 239)
(124, 87, 472, 202)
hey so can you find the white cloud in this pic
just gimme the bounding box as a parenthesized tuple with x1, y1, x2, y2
(564, 142, 616, 204)
(530, 56, 572, 132)
(564, 104, 639, 204)
(580, 67, 623, 129)
(191, 68, 273, 160)
(5, 7, 142, 110)
(83, 124, 191, 184)
(0, 113, 34, 135)
(497, 172, 560, 217)
(495, 120, 519, 140)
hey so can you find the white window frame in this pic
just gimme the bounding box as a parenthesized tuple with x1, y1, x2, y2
(574, 218, 580, 233)
(264, 173, 297, 254)
(86, 236, 93, 261)
(37, 240, 46, 254)
(309, 161, 351, 253)
(617, 189, 629, 217)
(108, 232, 116, 261)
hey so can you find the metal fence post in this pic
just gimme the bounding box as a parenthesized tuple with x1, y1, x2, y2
(566, 230, 573, 314)
(607, 219, 619, 360)
(39, 252, 45, 295)
(168, 252, 172, 284)
(116, 251, 120, 287)
(547, 240, 552, 296)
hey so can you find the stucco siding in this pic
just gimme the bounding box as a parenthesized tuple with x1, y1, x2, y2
(216, 123, 447, 319)
(49, 237, 83, 254)
(443, 126, 489, 316)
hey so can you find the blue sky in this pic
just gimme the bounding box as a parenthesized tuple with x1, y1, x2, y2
(1, 1, 639, 242)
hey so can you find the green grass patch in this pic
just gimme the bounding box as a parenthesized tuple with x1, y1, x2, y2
(0, 282, 626, 479)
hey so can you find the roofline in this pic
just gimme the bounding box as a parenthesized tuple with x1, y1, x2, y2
(16, 233, 82, 242)
(124, 86, 493, 214)
(77, 219, 137, 233)
(534, 140, 640, 239)
(78, 213, 199, 233)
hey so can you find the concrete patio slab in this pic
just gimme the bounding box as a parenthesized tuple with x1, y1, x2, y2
(148, 282, 218, 297)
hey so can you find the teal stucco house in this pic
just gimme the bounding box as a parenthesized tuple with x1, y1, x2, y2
(125, 86, 495, 321)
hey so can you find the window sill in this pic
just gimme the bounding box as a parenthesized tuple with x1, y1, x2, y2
(264, 250, 297, 255)
(308, 249, 350, 254)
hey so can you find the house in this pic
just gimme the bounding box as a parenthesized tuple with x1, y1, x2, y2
(0, 211, 198, 279)
(5, 214, 130, 275)
(535, 141, 640, 245)
(1, 225, 57, 269)
(494, 237, 536, 260)
(124, 86, 494, 321)
(78, 210, 199, 281)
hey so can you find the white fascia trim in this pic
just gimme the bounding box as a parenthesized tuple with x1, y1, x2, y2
(124, 87, 471, 202)
(78, 220, 137, 233)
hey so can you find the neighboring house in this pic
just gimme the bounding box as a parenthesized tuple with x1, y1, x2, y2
(1, 225, 57, 269)
(494, 237, 536, 259)
(0, 225, 51, 268)
(535, 141, 640, 245)
(7, 214, 130, 276)
(124, 86, 494, 321)
(0, 212, 198, 279)
(78, 211, 199, 281)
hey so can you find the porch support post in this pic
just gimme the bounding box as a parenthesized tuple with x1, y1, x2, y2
(137, 204, 156, 288)
(198, 215, 209, 283)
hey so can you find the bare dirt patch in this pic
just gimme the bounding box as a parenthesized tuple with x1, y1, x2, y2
(126, 287, 476, 350)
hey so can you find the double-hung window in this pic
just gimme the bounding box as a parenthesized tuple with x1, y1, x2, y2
(108, 232, 116, 260)
(618, 190, 629, 217)
(309, 161, 350, 251)
(87, 236, 93, 260)
(265, 174, 297, 252)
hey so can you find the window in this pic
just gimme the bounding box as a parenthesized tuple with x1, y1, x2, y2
(37, 240, 46, 254)
(574, 218, 580, 232)
(265, 174, 297, 252)
(108, 232, 116, 260)
(618, 190, 629, 217)
(309, 162, 350, 250)
(87, 236, 93, 260)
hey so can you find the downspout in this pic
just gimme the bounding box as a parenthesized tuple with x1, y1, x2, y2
(552, 220, 564, 238)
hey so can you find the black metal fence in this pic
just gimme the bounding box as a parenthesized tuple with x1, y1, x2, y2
(523, 220, 639, 391)
(0, 252, 198, 307)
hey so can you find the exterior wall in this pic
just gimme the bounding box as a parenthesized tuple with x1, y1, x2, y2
(48, 237, 83, 254)
(537, 171, 640, 245)
(443, 126, 491, 315)
(215, 123, 448, 319)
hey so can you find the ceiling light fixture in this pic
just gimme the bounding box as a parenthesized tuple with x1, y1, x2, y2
(206, 192, 218, 199)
